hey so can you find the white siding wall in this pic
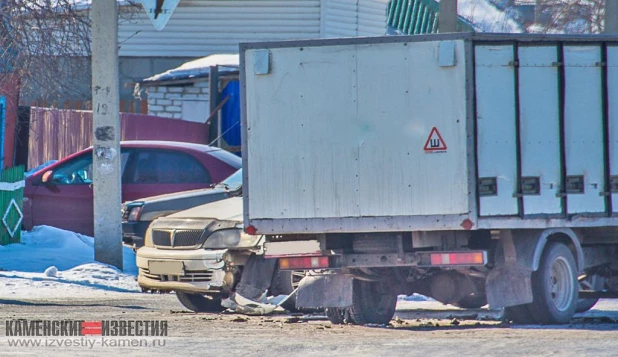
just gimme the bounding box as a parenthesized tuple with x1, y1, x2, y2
(357, 0, 388, 36)
(119, 0, 321, 57)
(321, 0, 358, 38)
(320, 0, 388, 38)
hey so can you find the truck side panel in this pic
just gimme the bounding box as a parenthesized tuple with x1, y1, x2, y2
(518, 45, 562, 215)
(563, 46, 605, 214)
(475, 45, 519, 216)
(244, 40, 469, 224)
(609, 46, 618, 214)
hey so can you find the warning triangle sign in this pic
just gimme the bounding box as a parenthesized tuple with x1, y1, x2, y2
(423, 127, 447, 153)
(140, 0, 180, 31)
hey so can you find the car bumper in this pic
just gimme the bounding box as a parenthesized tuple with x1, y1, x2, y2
(136, 247, 229, 293)
(122, 221, 151, 247)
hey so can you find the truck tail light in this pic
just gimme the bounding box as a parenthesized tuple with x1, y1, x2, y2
(244, 225, 257, 235)
(430, 252, 486, 266)
(279, 256, 329, 270)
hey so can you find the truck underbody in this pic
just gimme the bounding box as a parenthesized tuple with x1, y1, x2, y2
(267, 227, 618, 325)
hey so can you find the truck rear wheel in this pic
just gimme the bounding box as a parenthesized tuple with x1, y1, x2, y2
(347, 280, 397, 325)
(527, 242, 578, 324)
(176, 292, 223, 312)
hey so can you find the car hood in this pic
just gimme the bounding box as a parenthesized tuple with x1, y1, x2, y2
(128, 186, 227, 205)
(167, 196, 243, 222)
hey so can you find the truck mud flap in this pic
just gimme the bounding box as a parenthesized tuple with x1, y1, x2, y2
(296, 274, 353, 309)
(486, 266, 533, 308)
(486, 230, 534, 308)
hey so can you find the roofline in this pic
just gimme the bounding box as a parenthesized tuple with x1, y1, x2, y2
(239, 33, 618, 52)
(133, 72, 239, 87)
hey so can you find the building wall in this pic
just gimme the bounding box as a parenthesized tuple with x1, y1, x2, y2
(22, 0, 390, 107)
(146, 82, 211, 123)
(320, 0, 389, 38)
(118, 0, 321, 57)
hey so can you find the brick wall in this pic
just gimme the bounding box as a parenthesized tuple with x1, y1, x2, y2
(147, 81, 210, 122)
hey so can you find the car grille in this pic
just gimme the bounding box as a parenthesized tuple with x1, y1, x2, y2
(152, 229, 205, 248)
(140, 268, 215, 283)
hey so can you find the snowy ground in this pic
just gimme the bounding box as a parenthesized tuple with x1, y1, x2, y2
(0, 226, 140, 298)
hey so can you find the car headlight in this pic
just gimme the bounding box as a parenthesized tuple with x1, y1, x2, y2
(203, 229, 263, 249)
(127, 205, 143, 222)
(143, 228, 153, 247)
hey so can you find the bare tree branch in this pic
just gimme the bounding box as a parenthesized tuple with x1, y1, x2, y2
(0, 0, 140, 104)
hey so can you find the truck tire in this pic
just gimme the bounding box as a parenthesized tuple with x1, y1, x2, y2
(325, 308, 347, 324)
(576, 274, 605, 313)
(503, 304, 536, 324)
(176, 292, 223, 312)
(526, 242, 578, 324)
(269, 269, 305, 311)
(347, 280, 397, 325)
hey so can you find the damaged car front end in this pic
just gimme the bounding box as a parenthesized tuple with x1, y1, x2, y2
(136, 197, 301, 313)
(137, 197, 260, 294)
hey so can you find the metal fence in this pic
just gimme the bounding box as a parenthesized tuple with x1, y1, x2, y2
(0, 165, 24, 245)
(27, 108, 211, 170)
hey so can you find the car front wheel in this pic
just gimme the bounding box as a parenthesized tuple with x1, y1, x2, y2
(176, 292, 224, 312)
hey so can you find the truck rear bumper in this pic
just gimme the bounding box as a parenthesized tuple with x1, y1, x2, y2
(277, 250, 488, 270)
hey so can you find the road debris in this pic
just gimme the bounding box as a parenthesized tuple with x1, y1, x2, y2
(231, 316, 250, 322)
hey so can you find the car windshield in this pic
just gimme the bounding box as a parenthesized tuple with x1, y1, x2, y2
(217, 168, 242, 191)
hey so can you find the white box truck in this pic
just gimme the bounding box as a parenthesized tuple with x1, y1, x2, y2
(240, 33, 618, 325)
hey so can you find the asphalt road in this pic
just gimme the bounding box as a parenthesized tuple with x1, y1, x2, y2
(1, 293, 617, 356)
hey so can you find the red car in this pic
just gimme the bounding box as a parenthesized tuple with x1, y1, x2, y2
(23, 141, 242, 236)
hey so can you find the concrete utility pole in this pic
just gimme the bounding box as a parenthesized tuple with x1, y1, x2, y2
(439, 0, 458, 33)
(606, 1, 618, 34)
(91, 0, 123, 269)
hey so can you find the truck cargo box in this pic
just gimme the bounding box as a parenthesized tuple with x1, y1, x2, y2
(240, 33, 618, 234)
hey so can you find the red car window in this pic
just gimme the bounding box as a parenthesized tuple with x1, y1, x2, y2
(50, 151, 131, 185)
(128, 150, 211, 184)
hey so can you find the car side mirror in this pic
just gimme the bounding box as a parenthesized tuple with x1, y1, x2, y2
(41, 170, 54, 184)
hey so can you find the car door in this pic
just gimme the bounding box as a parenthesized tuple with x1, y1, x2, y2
(30, 150, 130, 236)
(122, 149, 212, 202)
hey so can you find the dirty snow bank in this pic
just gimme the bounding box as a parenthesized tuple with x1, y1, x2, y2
(0, 226, 140, 297)
(398, 294, 434, 302)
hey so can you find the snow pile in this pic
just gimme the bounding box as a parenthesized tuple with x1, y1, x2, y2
(398, 294, 434, 302)
(143, 54, 239, 83)
(0, 226, 140, 297)
(0, 225, 138, 274)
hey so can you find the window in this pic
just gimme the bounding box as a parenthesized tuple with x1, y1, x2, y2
(130, 150, 211, 184)
(50, 154, 93, 185)
(51, 151, 130, 185)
